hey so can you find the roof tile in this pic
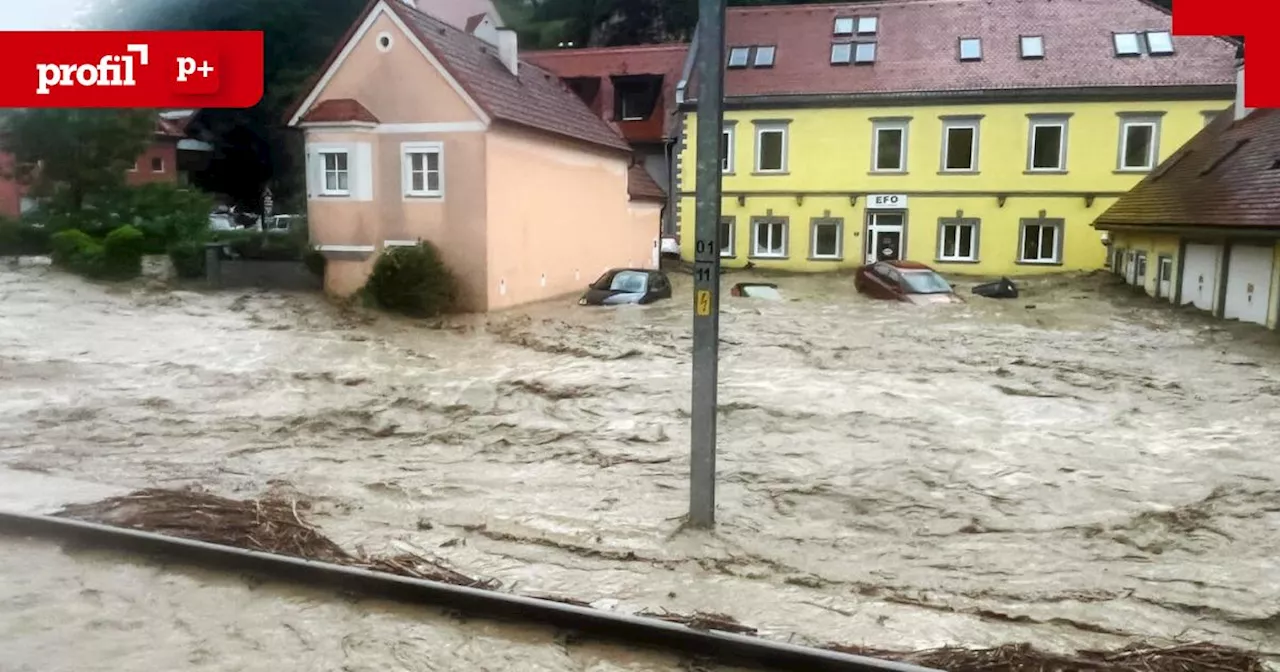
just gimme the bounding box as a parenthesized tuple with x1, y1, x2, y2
(300, 98, 381, 124)
(628, 163, 665, 201)
(1094, 107, 1280, 229)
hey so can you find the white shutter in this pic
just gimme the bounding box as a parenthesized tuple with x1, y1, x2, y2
(355, 142, 374, 201)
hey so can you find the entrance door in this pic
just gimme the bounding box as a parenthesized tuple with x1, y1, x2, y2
(1223, 245, 1274, 326)
(1156, 256, 1173, 299)
(866, 212, 905, 263)
(1180, 243, 1222, 312)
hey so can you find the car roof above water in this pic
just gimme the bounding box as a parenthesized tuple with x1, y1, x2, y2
(883, 260, 933, 271)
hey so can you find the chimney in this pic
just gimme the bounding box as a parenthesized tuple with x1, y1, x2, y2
(497, 28, 518, 76)
(1234, 57, 1251, 121)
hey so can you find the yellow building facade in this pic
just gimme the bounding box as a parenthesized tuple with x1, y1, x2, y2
(677, 100, 1229, 275)
(673, 0, 1239, 276)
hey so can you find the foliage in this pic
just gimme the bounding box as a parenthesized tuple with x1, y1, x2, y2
(102, 225, 147, 278)
(0, 110, 157, 211)
(168, 240, 209, 279)
(304, 249, 327, 277)
(364, 243, 458, 318)
(49, 226, 147, 280)
(0, 217, 51, 257)
(50, 229, 100, 269)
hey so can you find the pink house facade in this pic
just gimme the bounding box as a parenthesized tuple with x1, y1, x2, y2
(286, 0, 661, 312)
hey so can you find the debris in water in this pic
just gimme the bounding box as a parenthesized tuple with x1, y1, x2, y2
(54, 487, 500, 590)
(823, 641, 1268, 672)
(637, 609, 758, 636)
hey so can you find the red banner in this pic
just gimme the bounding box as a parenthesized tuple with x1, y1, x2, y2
(1173, 0, 1280, 108)
(0, 31, 264, 109)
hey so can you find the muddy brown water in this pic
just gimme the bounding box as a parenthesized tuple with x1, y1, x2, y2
(2, 258, 1280, 666)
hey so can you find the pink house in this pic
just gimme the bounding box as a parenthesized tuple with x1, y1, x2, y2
(285, 0, 662, 311)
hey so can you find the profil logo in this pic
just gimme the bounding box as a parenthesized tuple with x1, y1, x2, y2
(1174, 0, 1280, 108)
(0, 31, 263, 108)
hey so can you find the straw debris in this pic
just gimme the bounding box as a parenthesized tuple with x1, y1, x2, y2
(824, 641, 1269, 672)
(54, 487, 498, 590)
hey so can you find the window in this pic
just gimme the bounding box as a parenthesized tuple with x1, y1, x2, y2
(857, 16, 877, 34)
(1019, 218, 1063, 264)
(728, 47, 750, 68)
(831, 43, 852, 65)
(719, 217, 735, 257)
(1020, 35, 1044, 59)
(854, 42, 877, 64)
(721, 124, 735, 173)
(942, 119, 979, 171)
(151, 157, 164, 172)
(403, 143, 443, 197)
(937, 217, 979, 261)
(751, 218, 788, 258)
(129, 160, 138, 172)
(1027, 116, 1068, 171)
(959, 37, 982, 61)
(872, 120, 907, 172)
(754, 122, 788, 173)
(834, 17, 854, 35)
(1114, 32, 1142, 56)
(1145, 30, 1174, 55)
(754, 46, 776, 67)
(614, 75, 661, 121)
(320, 151, 350, 195)
(1118, 116, 1160, 171)
(810, 218, 843, 260)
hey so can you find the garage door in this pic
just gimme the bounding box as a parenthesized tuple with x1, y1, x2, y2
(1223, 245, 1275, 326)
(1180, 244, 1222, 312)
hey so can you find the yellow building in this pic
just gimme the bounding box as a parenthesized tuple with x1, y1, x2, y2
(674, 0, 1238, 276)
(1094, 62, 1280, 330)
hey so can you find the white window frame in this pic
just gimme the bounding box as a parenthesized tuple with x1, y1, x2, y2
(937, 218, 979, 262)
(959, 37, 982, 61)
(941, 119, 979, 172)
(809, 218, 843, 260)
(721, 124, 736, 174)
(872, 120, 908, 172)
(1020, 35, 1044, 59)
(1027, 118, 1068, 172)
(751, 217, 788, 258)
(1145, 30, 1174, 55)
(1118, 117, 1159, 171)
(854, 42, 877, 64)
(754, 122, 788, 173)
(719, 216, 735, 257)
(128, 160, 138, 172)
(1018, 219, 1063, 264)
(833, 17, 854, 35)
(831, 43, 853, 65)
(319, 150, 351, 196)
(727, 47, 750, 68)
(1113, 32, 1142, 56)
(402, 141, 444, 198)
(753, 46, 776, 67)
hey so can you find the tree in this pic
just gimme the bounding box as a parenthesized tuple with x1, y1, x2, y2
(0, 110, 156, 210)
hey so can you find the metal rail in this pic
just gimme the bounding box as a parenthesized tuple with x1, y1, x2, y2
(0, 510, 938, 672)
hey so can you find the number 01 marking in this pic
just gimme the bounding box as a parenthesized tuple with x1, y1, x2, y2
(695, 289, 712, 316)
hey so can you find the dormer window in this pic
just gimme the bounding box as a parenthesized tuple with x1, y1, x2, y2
(1145, 31, 1174, 55)
(728, 47, 750, 68)
(613, 75, 662, 122)
(854, 42, 876, 64)
(857, 17, 877, 35)
(1114, 32, 1142, 56)
(834, 17, 854, 35)
(754, 46, 776, 67)
(1020, 35, 1044, 59)
(959, 37, 982, 61)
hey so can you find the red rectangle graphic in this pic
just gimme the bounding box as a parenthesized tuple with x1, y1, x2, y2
(0, 31, 263, 109)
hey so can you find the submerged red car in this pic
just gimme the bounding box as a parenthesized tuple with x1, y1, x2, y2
(854, 260, 963, 304)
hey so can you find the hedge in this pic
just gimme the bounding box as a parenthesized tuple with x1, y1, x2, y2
(364, 242, 458, 317)
(49, 225, 146, 280)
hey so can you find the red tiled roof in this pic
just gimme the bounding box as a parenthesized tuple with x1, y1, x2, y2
(387, 1, 631, 153)
(628, 162, 665, 202)
(690, 0, 1236, 100)
(1093, 108, 1280, 229)
(523, 44, 689, 140)
(300, 98, 380, 124)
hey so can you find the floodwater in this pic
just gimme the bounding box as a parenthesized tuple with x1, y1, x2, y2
(2, 257, 1280, 665)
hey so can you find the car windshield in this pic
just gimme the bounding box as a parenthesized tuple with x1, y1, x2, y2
(900, 270, 952, 294)
(593, 270, 648, 293)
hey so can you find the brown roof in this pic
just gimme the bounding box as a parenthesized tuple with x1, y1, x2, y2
(523, 44, 689, 140)
(385, 1, 630, 153)
(300, 98, 380, 124)
(1093, 108, 1280, 229)
(689, 0, 1235, 101)
(627, 163, 665, 202)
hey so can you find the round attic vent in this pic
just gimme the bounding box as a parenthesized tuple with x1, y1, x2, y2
(376, 31, 393, 52)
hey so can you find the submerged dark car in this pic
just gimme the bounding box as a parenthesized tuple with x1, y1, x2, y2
(854, 260, 963, 304)
(579, 268, 673, 306)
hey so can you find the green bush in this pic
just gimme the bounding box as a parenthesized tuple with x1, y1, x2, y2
(0, 218, 51, 256)
(364, 243, 458, 317)
(49, 226, 145, 280)
(168, 240, 207, 279)
(50, 229, 104, 275)
(101, 225, 145, 279)
(303, 248, 326, 277)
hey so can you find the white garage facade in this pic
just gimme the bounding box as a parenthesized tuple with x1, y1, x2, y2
(1222, 244, 1276, 326)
